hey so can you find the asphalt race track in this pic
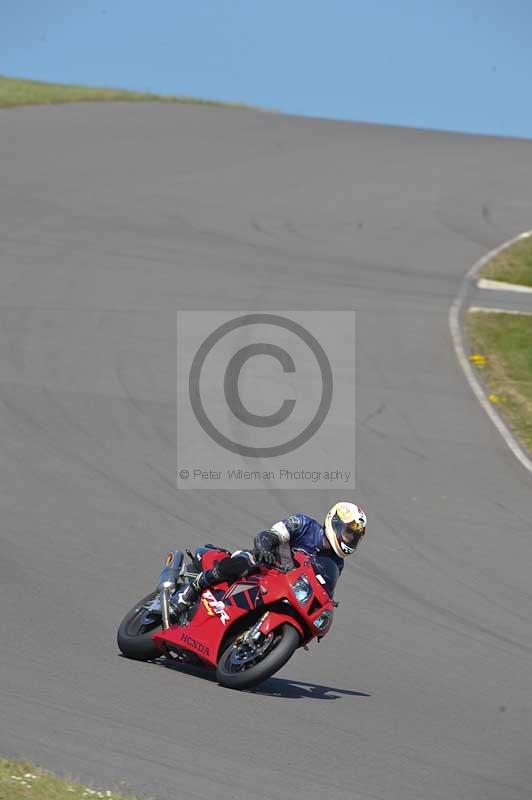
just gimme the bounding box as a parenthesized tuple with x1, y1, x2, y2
(1, 103, 532, 800)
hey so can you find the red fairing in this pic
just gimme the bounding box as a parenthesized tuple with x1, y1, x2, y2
(152, 549, 335, 669)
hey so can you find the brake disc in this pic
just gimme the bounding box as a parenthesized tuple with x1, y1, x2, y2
(229, 632, 274, 666)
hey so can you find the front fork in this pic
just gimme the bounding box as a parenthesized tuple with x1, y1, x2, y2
(236, 611, 271, 646)
(238, 609, 305, 645)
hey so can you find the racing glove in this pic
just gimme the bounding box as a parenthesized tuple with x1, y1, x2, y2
(253, 530, 280, 566)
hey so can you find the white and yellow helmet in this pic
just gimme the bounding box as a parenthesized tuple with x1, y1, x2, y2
(324, 501, 367, 558)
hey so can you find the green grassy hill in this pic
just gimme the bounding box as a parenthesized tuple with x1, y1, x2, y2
(0, 75, 249, 110)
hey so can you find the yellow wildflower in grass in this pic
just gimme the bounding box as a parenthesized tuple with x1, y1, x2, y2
(469, 353, 486, 366)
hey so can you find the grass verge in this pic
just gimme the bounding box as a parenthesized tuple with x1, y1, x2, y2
(0, 75, 249, 110)
(465, 310, 532, 452)
(0, 758, 139, 800)
(480, 235, 532, 287)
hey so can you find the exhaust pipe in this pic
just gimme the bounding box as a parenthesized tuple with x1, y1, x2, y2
(157, 550, 184, 630)
(159, 582, 173, 630)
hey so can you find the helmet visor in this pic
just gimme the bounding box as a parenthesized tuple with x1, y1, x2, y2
(331, 513, 364, 554)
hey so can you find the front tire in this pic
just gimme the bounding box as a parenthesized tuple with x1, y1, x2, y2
(117, 592, 163, 661)
(216, 623, 299, 690)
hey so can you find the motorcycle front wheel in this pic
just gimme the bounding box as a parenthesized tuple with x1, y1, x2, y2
(216, 623, 299, 690)
(117, 591, 163, 661)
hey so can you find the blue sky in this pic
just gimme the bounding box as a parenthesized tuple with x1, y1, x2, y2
(2, 0, 531, 138)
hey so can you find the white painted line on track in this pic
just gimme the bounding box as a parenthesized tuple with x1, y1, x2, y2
(449, 231, 532, 476)
(477, 277, 532, 293)
(469, 306, 532, 316)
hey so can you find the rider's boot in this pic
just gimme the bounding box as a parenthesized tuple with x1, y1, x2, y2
(170, 554, 252, 614)
(171, 571, 210, 613)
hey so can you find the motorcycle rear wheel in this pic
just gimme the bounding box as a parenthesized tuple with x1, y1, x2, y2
(117, 591, 163, 661)
(216, 623, 299, 690)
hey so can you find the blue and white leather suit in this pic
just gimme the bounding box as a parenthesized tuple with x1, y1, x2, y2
(270, 514, 344, 596)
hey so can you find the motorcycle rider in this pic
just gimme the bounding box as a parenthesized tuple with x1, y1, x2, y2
(171, 501, 367, 614)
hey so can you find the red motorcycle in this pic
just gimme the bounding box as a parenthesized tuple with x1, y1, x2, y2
(117, 546, 336, 690)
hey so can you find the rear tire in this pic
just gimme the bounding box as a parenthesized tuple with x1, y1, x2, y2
(216, 623, 299, 690)
(117, 592, 163, 661)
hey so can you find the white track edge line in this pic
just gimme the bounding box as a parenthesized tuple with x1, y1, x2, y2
(477, 277, 532, 294)
(449, 231, 532, 475)
(469, 306, 532, 316)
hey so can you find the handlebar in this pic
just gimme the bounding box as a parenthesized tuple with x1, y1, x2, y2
(257, 559, 301, 575)
(255, 561, 291, 574)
